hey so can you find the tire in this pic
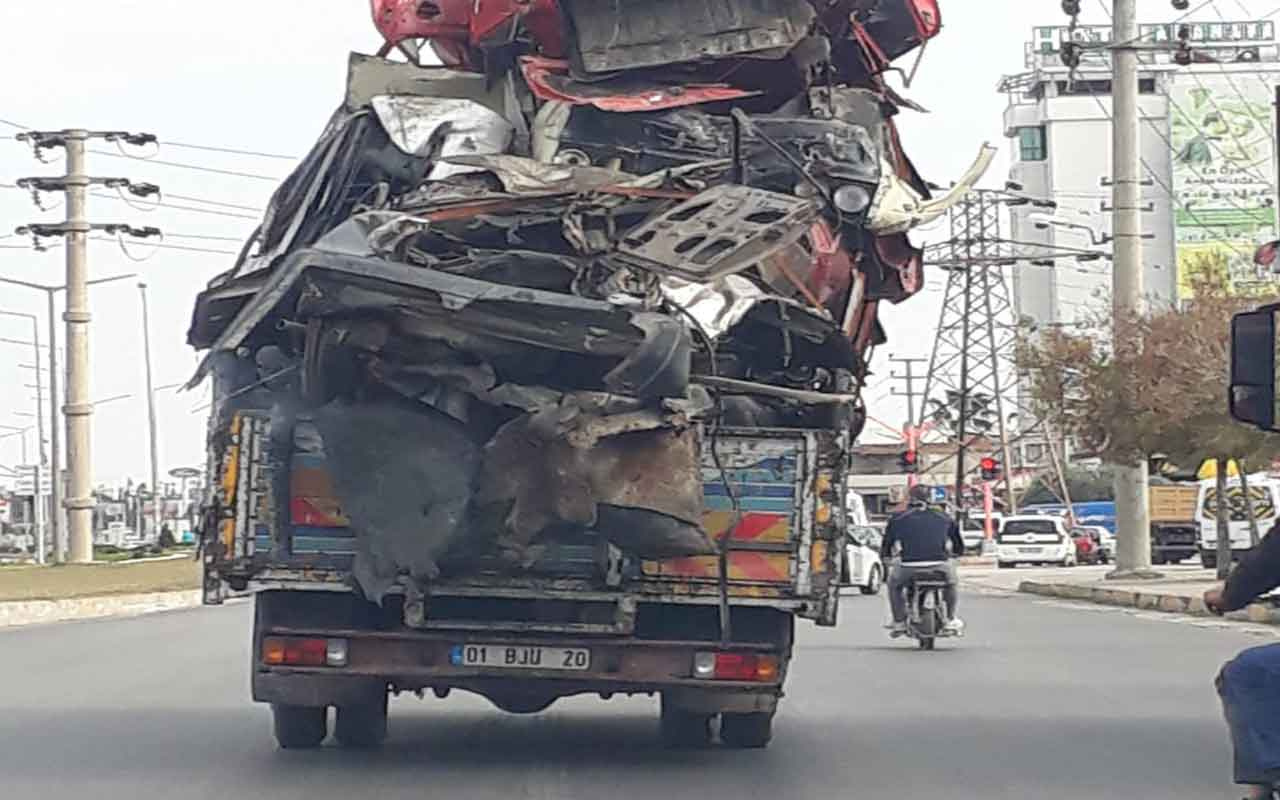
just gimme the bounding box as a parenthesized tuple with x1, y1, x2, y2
(659, 697, 712, 749)
(272, 704, 327, 749)
(918, 635, 936, 651)
(860, 564, 883, 596)
(1201, 551, 1217, 570)
(335, 693, 388, 749)
(1152, 553, 1166, 566)
(720, 712, 774, 749)
(840, 555, 851, 586)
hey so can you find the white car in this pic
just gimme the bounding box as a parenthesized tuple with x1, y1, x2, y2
(843, 525, 884, 595)
(960, 513, 1002, 554)
(996, 515, 1077, 568)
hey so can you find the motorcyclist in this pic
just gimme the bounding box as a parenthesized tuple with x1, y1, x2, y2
(880, 484, 966, 638)
(1204, 519, 1280, 800)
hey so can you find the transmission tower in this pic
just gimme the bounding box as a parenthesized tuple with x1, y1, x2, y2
(918, 187, 1103, 521)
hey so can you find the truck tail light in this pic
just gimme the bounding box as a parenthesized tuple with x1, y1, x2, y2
(262, 636, 349, 667)
(693, 651, 781, 682)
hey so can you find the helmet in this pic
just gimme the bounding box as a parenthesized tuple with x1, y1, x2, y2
(908, 485, 932, 506)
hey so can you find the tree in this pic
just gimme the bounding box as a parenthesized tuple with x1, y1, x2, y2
(1021, 466, 1116, 506)
(1021, 273, 1280, 574)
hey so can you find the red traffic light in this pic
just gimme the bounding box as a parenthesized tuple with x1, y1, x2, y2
(980, 457, 1000, 481)
(900, 449, 919, 473)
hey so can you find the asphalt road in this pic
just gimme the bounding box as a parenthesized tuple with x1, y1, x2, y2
(0, 585, 1267, 800)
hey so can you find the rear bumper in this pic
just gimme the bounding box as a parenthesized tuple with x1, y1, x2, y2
(996, 545, 1071, 562)
(252, 627, 786, 708)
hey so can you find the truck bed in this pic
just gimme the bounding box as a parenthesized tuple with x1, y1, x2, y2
(203, 412, 846, 632)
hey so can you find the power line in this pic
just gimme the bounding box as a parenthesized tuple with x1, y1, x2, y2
(89, 235, 237, 257)
(87, 189, 260, 220)
(164, 193, 264, 213)
(159, 141, 296, 161)
(86, 149, 282, 182)
(164, 232, 246, 242)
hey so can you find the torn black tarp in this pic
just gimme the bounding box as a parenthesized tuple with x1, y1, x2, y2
(310, 400, 481, 602)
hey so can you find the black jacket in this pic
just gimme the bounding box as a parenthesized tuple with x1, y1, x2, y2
(880, 506, 966, 563)
(1222, 520, 1280, 611)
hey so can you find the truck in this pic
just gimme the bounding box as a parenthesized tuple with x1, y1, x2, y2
(191, 0, 968, 750)
(1023, 490, 1199, 565)
(203, 411, 845, 749)
(1149, 484, 1200, 565)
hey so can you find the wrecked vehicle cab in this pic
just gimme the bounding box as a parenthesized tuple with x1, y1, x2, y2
(191, 0, 982, 750)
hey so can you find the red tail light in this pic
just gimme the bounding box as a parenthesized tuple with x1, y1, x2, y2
(262, 636, 348, 667)
(693, 652, 781, 682)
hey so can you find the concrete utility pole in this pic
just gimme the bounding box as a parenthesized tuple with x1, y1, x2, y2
(14, 128, 159, 564)
(138, 282, 161, 543)
(0, 274, 136, 563)
(63, 132, 93, 564)
(1109, 0, 1154, 578)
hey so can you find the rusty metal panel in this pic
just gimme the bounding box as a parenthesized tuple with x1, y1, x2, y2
(642, 552, 794, 583)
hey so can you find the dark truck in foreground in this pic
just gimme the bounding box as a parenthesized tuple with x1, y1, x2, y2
(190, 0, 974, 749)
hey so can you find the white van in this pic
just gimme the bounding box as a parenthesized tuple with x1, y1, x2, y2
(1196, 475, 1280, 568)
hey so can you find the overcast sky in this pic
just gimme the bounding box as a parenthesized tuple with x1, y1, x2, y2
(0, 1, 1222, 484)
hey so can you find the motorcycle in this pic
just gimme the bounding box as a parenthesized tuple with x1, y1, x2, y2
(905, 568, 960, 650)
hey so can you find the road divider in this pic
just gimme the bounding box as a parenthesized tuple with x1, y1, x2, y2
(1018, 580, 1280, 625)
(0, 589, 201, 628)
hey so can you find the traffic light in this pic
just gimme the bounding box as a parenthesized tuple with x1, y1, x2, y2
(980, 457, 1000, 481)
(899, 449, 919, 473)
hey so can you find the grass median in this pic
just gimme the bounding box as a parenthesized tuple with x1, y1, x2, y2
(0, 556, 200, 602)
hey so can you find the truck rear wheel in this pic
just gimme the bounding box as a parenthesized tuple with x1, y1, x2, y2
(659, 698, 712, 748)
(335, 693, 388, 749)
(1201, 551, 1217, 570)
(720, 712, 774, 749)
(272, 704, 327, 749)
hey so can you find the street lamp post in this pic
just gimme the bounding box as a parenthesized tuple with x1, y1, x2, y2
(137, 282, 161, 543)
(0, 310, 46, 564)
(0, 273, 136, 563)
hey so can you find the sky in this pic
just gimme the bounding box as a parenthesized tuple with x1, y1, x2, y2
(0, 0, 1242, 484)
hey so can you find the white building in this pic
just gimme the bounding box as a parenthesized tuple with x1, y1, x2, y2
(999, 18, 1280, 332)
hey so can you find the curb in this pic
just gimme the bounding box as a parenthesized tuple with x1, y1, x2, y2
(1018, 580, 1280, 624)
(0, 589, 202, 629)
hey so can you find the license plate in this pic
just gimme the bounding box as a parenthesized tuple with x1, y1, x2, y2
(451, 644, 591, 671)
(1019, 547, 1041, 554)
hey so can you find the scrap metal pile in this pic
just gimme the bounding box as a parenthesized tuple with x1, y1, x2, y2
(188, 0, 990, 601)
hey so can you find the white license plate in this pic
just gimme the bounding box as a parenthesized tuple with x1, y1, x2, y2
(1018, 547, 1042, 554)
(453, 644, 591, 671)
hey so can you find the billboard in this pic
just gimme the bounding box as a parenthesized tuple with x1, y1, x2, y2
(1170, 70, 1278, 296)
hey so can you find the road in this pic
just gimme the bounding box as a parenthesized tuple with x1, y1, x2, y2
(0, 582, 1266, 800)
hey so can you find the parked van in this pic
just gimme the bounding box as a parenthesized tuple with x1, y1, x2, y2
(1196, 475, 1280, 568)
